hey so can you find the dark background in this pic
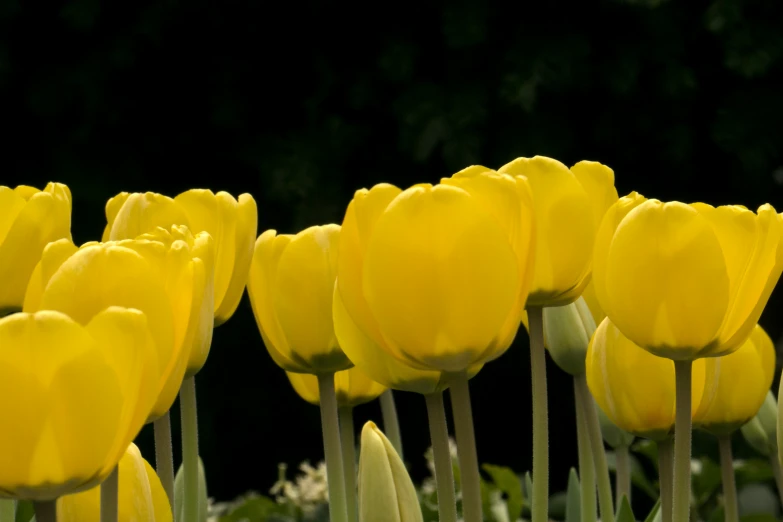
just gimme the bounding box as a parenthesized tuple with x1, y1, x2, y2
(3, 0, 783, 509)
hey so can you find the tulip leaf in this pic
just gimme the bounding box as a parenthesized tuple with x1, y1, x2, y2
(565, 468, 581, 522)
(739, 515, 778, 522)
(548, 492, 568, 519)
(606, 450, 658, 499)
(692, 457, 722, 505)
(175, 456, 209, 522)
(734, 459, 774, 487)
(642, 498, 661, 522)
(615, 495, 635, 522)
(482, 464, 523, 522)
(219, 495, 284, 522)
(737, 483, 778, 517)
(524, 472, 533, 506)
(13, 501, 33, 522)
(630, 439, 659, 470)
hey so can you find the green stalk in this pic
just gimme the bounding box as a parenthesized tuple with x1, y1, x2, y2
(317, 373, 349, 522)
(379, 390, 404, 460)
(527, 306, 549, 522)
(672, 361, 693, 522)
(339, 406, 358, 522)
(575, 374, 615, 522)
(154, 412, 176, 510)
(615, 445, 631, 508)
(574, 378, 597, 522)
(449, 371, 482, 522)
(718, 436, 739, 522)
(425, 391, 458, 522)
(770, 454, 783, 509)
(0, 500, 14, 522)
(180, 376, 200, 522)
(33, 501, 57, 522)
(100, 466, 119, 522)
(657, 438, 674, 522)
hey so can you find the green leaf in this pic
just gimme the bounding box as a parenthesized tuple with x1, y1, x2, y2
(220, 496, 285, 522)
(482, 464, 524, 522)
(606, 450, 658, 499)
(14, 501, 34, 522)
(549, 492, 567, 520)
(739, 515, 778, 522)
(175, 456, 209, 522)
(734, 459, 774, 487)
(565, 468, 581, 522)
(525, 471, 533, 506)
(642, 498, 661, 522)
(615, 495, 635, 522)
(737, 484, 778, 517)
(631, 439, 659, 470)
(692, 457, 722, 506)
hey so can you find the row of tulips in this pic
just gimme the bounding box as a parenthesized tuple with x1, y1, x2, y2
(1, 152, 782, 522)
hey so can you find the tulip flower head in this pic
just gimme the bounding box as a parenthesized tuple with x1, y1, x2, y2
(586, 317, 708, 440)
(693, 325, 776, 435)
(0, 183, 72, 313)
(248, 224, 353, 374)
(103, 189, 258, 326)
(0, 309, 157, 500)
(58, 443, 172, 522)
(593, 194, 783, 360)
(498, 157, 618, 307)
(286, 366, 387, 408)
(741, 391, 777, 458)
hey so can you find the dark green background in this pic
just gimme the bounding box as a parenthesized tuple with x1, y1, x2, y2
(2, 0, 782, 509)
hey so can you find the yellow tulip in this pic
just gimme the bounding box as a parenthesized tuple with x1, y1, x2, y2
(498, 157, 618, 306)
(593, 194, 783, 360)
(0, 309, 157, 500)
(0, 183, 71, 312)
(586, 317, 708, 440)
(286, 366, 387, 408)
(58, 443, 172, 522)
(24, 227, 213, 420)
(693, 325, 775, 435)
(103, 189, 257, 326)
(248, 225, 352, 374)
(335, 175, 532, 374)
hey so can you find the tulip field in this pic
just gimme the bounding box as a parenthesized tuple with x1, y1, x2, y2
(1, 155, 782, 522)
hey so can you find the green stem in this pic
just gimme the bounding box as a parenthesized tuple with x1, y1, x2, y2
(339, 407, 358, 522)
(575, 374, 615, 522)
(718, 436, 739, 522)
(154, 412, 176, 511)
(672, 360, 692, 522)
(771, 454, 783, 510)
(425, 391, 458, 522)
(317, 373, 349, 522)
(33, 501, 57, 522)
(527, 306, 549, 522)
(657, 438, 674, 522)
(615, 445, 631, 508)
(180, 376, 200, 522)
(0, 500, 15, 522)
(379, 390, 403, 460)
(574, 378, 597, 522)
(100, 466, 119, 522)
(449, 371, 482, 522)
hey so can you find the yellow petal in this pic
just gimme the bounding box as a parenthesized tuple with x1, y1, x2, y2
(108, 193, 190, 242)
(580, 280, 606, 326)
(335, 366, 387, 407)
(23, 238, 79, 313)
(751, 325, 776, 390)
(570, 161, 619, 230)
(498, 156, 596, 306)
(144, 457, 174, 521)
(13, 185, 41, 200)
(286, 372, 321, 406)
(215, 193, 258, 325)
(102, 192, 131, 242)
(603, 200, 730, 358)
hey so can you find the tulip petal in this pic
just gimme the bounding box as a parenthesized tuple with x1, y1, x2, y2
(102, 192, 131, 242)
(109, 193, 190, 243)
(570, 161, 619, 230)
(144, 458, 174, 521)
(286, 372, 321, 406)
(215, 193, 257, 325)
(23, 238, 79, 313)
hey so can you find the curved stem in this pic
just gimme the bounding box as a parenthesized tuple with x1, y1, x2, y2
(425, 391, 458, 522)
(574, 377, 597, 522)
(672, 360, 693, 522)
(718, 436, 739, 522)
(100, 466, 119, 522)
(657, 439, 674, 522)
(154, 412, 175, 510)
(33, 501, 57, 522)
(771, 454, 783, 510)
(527, 306, 549, 522)
(180, 376, 200, 522)
(575, 374, 615, 522)
(339, 407, 358, 522)
(317, 373, 349, 522)
(379, 390, 403, 460)
(449, 371, 482, 522)
(615, 445, 631, 508)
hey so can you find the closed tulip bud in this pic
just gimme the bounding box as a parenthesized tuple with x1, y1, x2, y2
(498, 157, 618, 306)
(0, 309, 158, 499)
(359, 421, 423, 522)
(741, 391, 777, 457)
(597, 405, 635, 449)
(0, 183, 72, 313)
(104, 189, 258, 326)
(248, 225, 352, 374)
(593, 194, 783, 360)
(286, 366, 387, 408)
(693, 325, 775, 435)
(586, 317, 708, 440)
(57, 443, 172, 521)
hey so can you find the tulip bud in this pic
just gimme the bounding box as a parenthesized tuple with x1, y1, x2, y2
(359, 421, 423, 522)
(741, 391, 777, 458)
(542, 296, 595, 376)
(597, 405, 634, 449)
